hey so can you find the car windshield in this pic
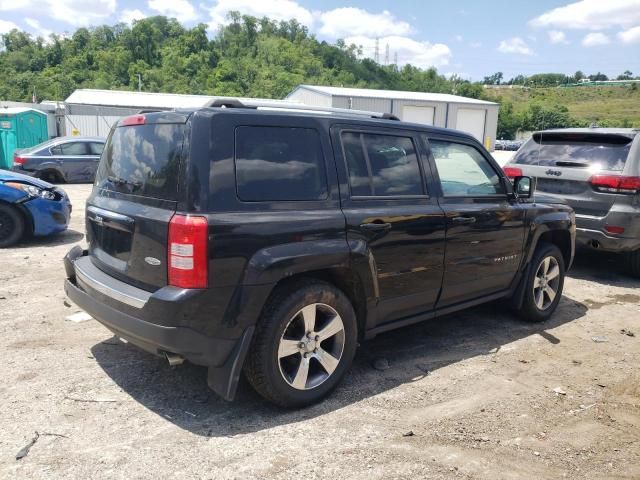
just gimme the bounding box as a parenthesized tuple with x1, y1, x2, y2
(513, 132, 633, 172)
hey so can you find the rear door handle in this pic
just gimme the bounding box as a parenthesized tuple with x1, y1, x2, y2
(451, 216, 476, 225)
(359, 222, 392, 231)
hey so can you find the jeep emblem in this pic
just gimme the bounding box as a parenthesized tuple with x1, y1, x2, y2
(545, 169, 562, 177)
(145, 257, 162, 266)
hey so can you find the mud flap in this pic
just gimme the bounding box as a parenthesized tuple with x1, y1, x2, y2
(207, 326, 255, 401)
(510, 262, 532, 311)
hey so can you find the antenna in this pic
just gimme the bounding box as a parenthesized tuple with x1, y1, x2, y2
(374, 37, 380, 63)
(385, 43, 390, 65)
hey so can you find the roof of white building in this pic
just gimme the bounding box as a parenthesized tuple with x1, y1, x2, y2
(288, 85, 498, 105)
(65, 89, 299, 109)
(0, 107, 45, 115)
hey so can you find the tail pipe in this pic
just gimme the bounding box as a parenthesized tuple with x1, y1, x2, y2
(164, 352, 185, 366)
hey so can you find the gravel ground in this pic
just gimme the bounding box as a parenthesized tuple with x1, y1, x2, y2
(1, 183, 639, 480)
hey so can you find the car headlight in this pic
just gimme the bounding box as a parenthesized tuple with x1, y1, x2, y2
(3, 182, 57, 200)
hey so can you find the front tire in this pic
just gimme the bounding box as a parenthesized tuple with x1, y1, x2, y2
(0, 203, 25, 248)
(244, 280, 358, 408)
(517, 242, 565, 323)
(626, 249, 640, 278)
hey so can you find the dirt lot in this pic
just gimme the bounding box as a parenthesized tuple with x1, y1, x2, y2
(1, 184, 639, 479)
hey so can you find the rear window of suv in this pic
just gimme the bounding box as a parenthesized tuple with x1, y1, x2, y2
(513, 132, 633, 172)
(96, 123, 185, 200)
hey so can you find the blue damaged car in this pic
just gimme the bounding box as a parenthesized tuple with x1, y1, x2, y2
(0, 169, 71, 247)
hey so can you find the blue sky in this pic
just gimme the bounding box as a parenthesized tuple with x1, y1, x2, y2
(1, 0, 639, 80)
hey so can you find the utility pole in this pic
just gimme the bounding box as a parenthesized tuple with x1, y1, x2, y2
(385, 43, 390, 65)
(374, 37, 379, 63)
(137, 74, 142, 92)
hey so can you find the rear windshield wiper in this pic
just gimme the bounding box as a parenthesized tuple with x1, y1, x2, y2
(107, 175, 142, 190)
(555, 161, 590, 168)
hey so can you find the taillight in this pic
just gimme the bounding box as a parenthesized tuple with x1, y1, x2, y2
(503, 166, 523, 178)
(13, 155, 26, 165)
(605, 225, 625, 234)
(168, 214, 208, 289)
(120, 114, 146, 127)
(589, 175, 640, 194)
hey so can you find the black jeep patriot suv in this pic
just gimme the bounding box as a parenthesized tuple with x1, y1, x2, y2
(64, 101, 575, 407)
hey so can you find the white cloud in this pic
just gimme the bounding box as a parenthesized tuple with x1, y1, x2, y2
(582, 32, 611, 46)
(318, 8, 412, 38)
(497, 37, 534, 55)
(207, 0, 314, 30)
(548, 30, 569, 44)
(469, 41, 482, 48)
(530, 0, 640, 30)
(120, 9, 147, 25)
(0, 19, 18, 33)
(148, 0, 198, 23)
(0, 0, 116, 26)
(454, 34, 463, 42)
(345, 35, 451, 68)
(618, 25, 640, 43)
(25, 18, 52, 38)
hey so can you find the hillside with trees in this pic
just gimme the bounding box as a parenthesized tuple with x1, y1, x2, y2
(1, 13, 638, 139)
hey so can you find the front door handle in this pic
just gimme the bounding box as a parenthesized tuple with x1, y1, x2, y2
(451, 216, 476, 225)
(359, 222, 392, 232)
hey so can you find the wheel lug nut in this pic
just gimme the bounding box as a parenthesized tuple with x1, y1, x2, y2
(315, 335, 320, 341)
(303, 353, 309, 359)
(299, 342, 305, 349)
(313, 348, 318, 353)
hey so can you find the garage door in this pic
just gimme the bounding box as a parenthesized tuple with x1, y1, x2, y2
(402, 105, 435, 125)
(455, 108, 486, 142)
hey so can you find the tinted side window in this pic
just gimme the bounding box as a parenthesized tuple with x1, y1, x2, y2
(341, 132, 424, 197)
(89, 142, 105, 155)
(235, 126, 327, 202)
(60, 142, 89, 155)
(429, 140, 505, 197)
(341, 132, 370, 196)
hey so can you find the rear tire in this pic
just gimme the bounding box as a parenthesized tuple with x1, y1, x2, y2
(244, 280, 358, 408)
(626, 249, 640, 278)
(517, 242, 565, 323)
(38, 170, 63, 184)
(0, 203, 25, 248)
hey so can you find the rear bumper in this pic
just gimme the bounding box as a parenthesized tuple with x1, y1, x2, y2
(576, 228, 640, 252)
(63, 248, 254, 400)
(576, 210, 640, 253)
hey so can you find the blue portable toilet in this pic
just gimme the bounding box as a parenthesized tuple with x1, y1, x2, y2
(0, 107, 49, 169)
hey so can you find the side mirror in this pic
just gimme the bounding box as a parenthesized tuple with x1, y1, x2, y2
(513, 176, 533, 199)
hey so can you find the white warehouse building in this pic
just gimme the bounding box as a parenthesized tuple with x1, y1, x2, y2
(60, 89, 297, 137)
(286, 85, 500, 150)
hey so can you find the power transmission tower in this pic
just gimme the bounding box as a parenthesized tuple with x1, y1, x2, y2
(394, 52, 398, 66)
(374, 37, 380, 63)
(385, 43, 390, 65)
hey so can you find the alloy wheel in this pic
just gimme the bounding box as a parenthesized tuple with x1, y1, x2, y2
(533, 256, 561, 310)
(277, 303, 345, 391)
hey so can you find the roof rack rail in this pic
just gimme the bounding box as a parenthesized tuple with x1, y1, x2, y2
(203, 98, 400, 121)
(137, 109, 165, 114)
